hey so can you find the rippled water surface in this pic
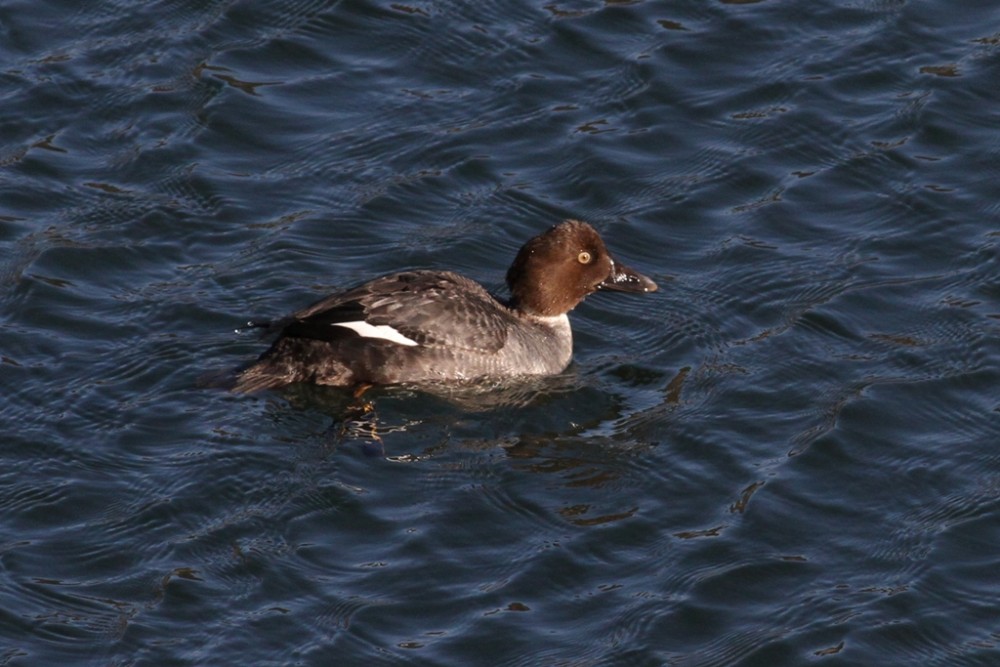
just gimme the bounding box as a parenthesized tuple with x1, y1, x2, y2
(2, 0, 999, 664)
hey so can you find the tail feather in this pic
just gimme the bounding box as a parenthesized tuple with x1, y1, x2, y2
(227, 334, 357, 393)
(230, 362, 305, 393)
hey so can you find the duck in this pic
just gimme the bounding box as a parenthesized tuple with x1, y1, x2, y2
(231, 219, 657, 392)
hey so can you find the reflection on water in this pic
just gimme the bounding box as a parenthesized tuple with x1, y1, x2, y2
(2, 0, 999, 664)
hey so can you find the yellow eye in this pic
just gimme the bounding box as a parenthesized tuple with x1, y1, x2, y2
(578, 251, 592, 264)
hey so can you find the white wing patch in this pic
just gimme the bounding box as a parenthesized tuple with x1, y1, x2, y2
(331, 320, 419, 347)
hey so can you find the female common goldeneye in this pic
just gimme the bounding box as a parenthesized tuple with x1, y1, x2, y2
(232, 220, 657, 392)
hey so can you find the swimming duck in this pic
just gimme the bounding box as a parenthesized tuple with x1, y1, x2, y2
(232, 220, 657, 392)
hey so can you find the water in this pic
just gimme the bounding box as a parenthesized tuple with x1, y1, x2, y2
(2, 0, 999, 664)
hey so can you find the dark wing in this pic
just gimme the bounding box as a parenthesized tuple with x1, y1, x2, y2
(277, 270, 510, 353)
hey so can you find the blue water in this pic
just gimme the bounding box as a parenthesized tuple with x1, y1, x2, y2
(2, 0, 999, 664)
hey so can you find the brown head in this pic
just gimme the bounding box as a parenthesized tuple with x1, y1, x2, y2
(505, 220, 657, 317)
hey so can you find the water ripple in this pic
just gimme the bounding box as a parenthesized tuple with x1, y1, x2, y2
(2, 0, 999, 664)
